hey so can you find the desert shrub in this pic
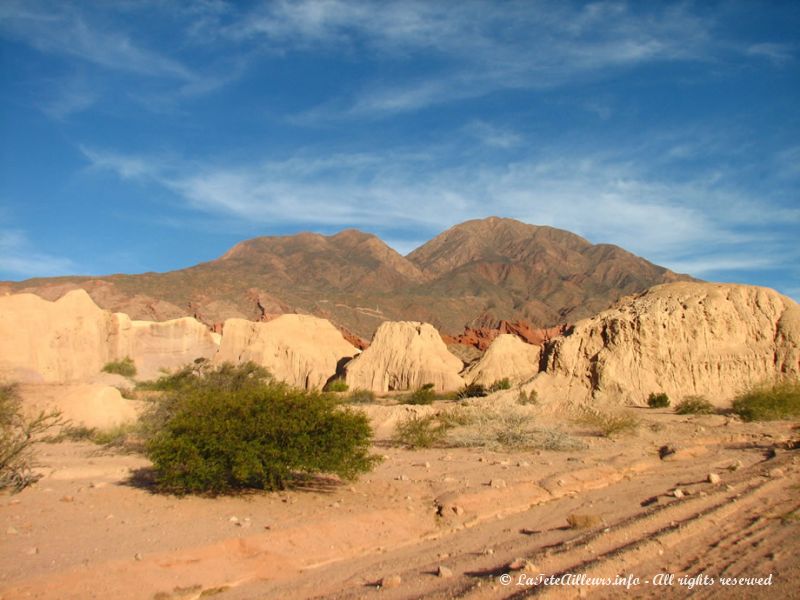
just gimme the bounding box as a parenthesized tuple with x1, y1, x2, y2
(324, 378, 349, 393)
(1, 383, 63, 492)
(102, 357, 137, 377)
(142, 363, 378, 495)
(732, 380, 800, 422)
(577, 409, 640, 438)
(446, 404, 585, 451)
(403, 383, 436, 405)
(675, 395, 716, 415)
(393, 414, 448, 449)
(489, 378, 512, 392)
(346, 389, 376, 404)
(647, 392, 670, 408)
(566, 513, 602, 529)
(138, 360, 270, 393)
(456, 383, 488, 399)
(517, 389, 538, 405)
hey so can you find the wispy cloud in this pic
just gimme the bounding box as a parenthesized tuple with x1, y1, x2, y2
(0, 1, 193, 79)
(79, 140, 800, 282)
(0, 229, 76, 279)
(746, 42, 795, 64)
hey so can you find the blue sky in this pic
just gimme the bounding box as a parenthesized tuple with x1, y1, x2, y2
(1, 1, 798, 300)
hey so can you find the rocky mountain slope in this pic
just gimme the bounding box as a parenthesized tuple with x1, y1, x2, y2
(0, 217, 692, 338)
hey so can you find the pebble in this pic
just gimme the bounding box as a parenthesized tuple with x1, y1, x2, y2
(673, 488, 685, 499)
(490, 479, 506, 489)
(708, 473, 721, 484)
(381, 575, 402, 589)
(60, 496, 74, 503)
(453, 505, 465, 516)
(508, 558, 537, 572)
(25, 547, 38, 556)
(6, 526, 18, 535)
(134, 553, 143, 561)
(423, 462, 431, 469)
(517, 461, 530, 467)
(229, 516, 240, 525)
(437, 565, 453, 578)
(768, 468, 785, 478)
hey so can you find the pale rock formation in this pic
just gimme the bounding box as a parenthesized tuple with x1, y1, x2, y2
(19, 383, 142, 429)
(0, 290, 219, 383)
(215, 315, 359, 389)
(110, 314, 220, 380)
(462, 334, 540, 386)
(527, 282, 800, 406)
(0, 290, 114, 383)
(345, 321, 464, 392)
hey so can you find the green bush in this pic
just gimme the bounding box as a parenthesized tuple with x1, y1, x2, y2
(102, 357, 137, 377)
(517, 389, 538, 405)
(144, 363, 378, 495)
(393, 414, 447, 449)
(489, 378, 512, 392)
(324, 378, 349, 393)
(1, 383, 63, 492)
(456, 383, 488, 399)
(403, 383, 436, 405)
(675, 395, 716, 415)
(647, 392, 670, 408)
(732, 380, 800, 422)
(346, 389, 376, 404)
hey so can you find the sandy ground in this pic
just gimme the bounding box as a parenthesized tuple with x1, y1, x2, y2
(1, 403, 798, 600)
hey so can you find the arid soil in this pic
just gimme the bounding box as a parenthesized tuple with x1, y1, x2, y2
(1, 405, 798, 600)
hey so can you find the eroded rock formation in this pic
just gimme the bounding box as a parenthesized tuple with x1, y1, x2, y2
(345, 321, 464, 392)
(462, 334, 540, 386)
(528, 282, 800, 406)
(214, 315, 359, 389)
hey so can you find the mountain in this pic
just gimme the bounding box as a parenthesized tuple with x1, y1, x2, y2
(0, 217, 693, 338)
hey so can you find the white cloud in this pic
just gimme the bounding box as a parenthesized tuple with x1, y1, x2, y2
(80, 142, 799, 280)
(0, 2, 194, 80)
(0, 229, 76, 278)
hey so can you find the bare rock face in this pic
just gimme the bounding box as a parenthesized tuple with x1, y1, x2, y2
(462, 334, 540, 386)
(345, 321, 464, 392)
(530, 282, 800, 406)
(0, 290, 219, 383)
(215, 315, 359, 389)
(111, 314, 220, 380)
(19, 384, 142, 429)
(0, 290, 115, 382)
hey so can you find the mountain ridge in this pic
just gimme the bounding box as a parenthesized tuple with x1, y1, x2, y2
(0, 217, 695, 338)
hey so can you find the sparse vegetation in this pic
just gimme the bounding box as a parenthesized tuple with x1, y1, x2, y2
(647, 392, 670, 408)
(345, 389, 376, 404)
(446, 404, 584, 451)
(456, 383, 488, 399)
(102, 357, 137, 377)
(576, 409, 640, 438)
(403, 383, 436, 405)
(675, 395, 716, 415)
(1, 383, 64, 492)
(393, 414, 448, 449)
(732, 380, 800, 422)
(323, 378, 349, 393)
(394, 404, 583, 452)
(142, 363, 378, 495)
(517, 389, 538, 405)
(566, 513, 602, 529)
(489, 378, 512, 392)
(60, 423, 141, 450)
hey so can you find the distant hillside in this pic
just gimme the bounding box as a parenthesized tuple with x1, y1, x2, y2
(0, 217, 694, 338)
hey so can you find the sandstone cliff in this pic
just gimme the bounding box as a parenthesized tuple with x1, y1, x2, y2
(462, 334, 540, 386)
(528, 282, 800, 406)
(0, 290, 114, 382)
(214, 315, 359, 390)
(111, 314, 220, 380)
(345, 321, 464, 392)
(0, 290, 219, 383)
